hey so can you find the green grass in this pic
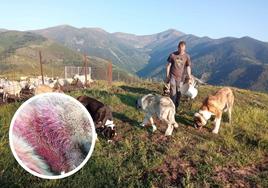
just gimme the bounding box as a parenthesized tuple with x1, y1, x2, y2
(0, 81, 268, 187)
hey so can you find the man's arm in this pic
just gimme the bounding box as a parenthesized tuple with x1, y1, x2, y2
(166, 62, 171, 78)
(184, 55, 192, 83)
(187, 54, 192, 78)
(165, 54, 172, 83)
(166, 62, 171, 82)
(186, 65, 191, 78)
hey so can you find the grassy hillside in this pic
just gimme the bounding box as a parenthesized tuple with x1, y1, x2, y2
(0, 81, 268, 187)
(0, 31, 136, 81)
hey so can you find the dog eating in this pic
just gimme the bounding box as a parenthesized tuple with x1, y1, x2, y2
(194, 87, 234, 134)
(77, 95, 116, 141)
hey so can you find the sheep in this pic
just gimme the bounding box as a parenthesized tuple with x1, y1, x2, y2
(56, 77, 73, 87)
(29, 78, 43, 88)
(0, 87, 3, 100)
(20, 76, 29, 81)
(73, 74, 93, 85)
(2, 81, 22, 102)
(0, 78, 6, 99)
(19, 80, 31, 89)
(0, 78, 7, 88)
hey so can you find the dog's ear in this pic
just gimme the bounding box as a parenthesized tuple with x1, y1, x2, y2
(105, 106, 113, 118)
(96, 121, 103, 126)
(76, 96, 82, 101)
(96, 106, 107, 125)
(145, 95, 154, 105)
(102, 106, 113, 125)
(77, 96, 87, 106)
(140, 94, 154, 109)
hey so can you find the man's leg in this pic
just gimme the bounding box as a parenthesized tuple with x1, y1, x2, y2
(170, 77, 178, 108)
(176, 91, 182, 109)
(175, 79, 182, 109)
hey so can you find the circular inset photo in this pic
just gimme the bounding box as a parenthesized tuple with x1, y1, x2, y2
(9, 93, 96, 179)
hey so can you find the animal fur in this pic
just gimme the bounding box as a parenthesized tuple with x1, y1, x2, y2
(12, 94, 93, 175)
(194, 87, 234, 134)
(136, 94, 178, 136)
(13, 134, 54, 176)
(34, 85, 63, 95)
(2, 81, 21, 102)
(77, 95, 116, 140)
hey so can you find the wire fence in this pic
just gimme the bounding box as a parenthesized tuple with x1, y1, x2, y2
(64, 66, 91, 80)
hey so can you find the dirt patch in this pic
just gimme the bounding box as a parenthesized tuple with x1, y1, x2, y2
(153, 155, 197, 187)
(213, 156, 268, 187)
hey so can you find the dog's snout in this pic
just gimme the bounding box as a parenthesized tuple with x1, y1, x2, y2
(193, 122, 199, 129)
(193, 120, 202, 129)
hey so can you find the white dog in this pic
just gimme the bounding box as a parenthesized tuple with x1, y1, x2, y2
(136, 94, 178, 136)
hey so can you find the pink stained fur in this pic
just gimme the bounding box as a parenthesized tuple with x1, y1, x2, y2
(12, 94, 93, 175)
(13, 134, 53, 176)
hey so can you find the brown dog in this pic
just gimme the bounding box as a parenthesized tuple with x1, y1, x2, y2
(194, 87, 234, 134)
(77, 95, 116, 141)
(34, 85, 63, 95)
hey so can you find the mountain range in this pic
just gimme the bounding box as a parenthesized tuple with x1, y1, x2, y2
(0, 25, 268, 91)
(0, 30, 135, 81)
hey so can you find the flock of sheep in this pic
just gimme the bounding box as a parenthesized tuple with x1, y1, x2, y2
(0, 74, 92, 103)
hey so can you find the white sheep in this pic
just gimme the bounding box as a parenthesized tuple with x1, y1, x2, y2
(73, 74, 93, 85)
(2, 81, 22, 102)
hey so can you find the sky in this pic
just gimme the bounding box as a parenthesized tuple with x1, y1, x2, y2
(0, 0, 267, 41)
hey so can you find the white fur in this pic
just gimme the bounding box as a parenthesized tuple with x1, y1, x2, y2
(199, 110, 213, 120)
(165, 124, 174, 136)
(105, 119, 115, 129)
(13, 134, 53, 175)
(152, 124, 157, 132)
(138, 94, 178, 136)
(2, 81, 21, 102)
(73, 74, 93, 85)
(212, 117, 222, 134)
(139, 123, 145, 127)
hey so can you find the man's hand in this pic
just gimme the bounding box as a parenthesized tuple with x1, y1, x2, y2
(184, 75, 192, 84)
(165, 76, 170, 83)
